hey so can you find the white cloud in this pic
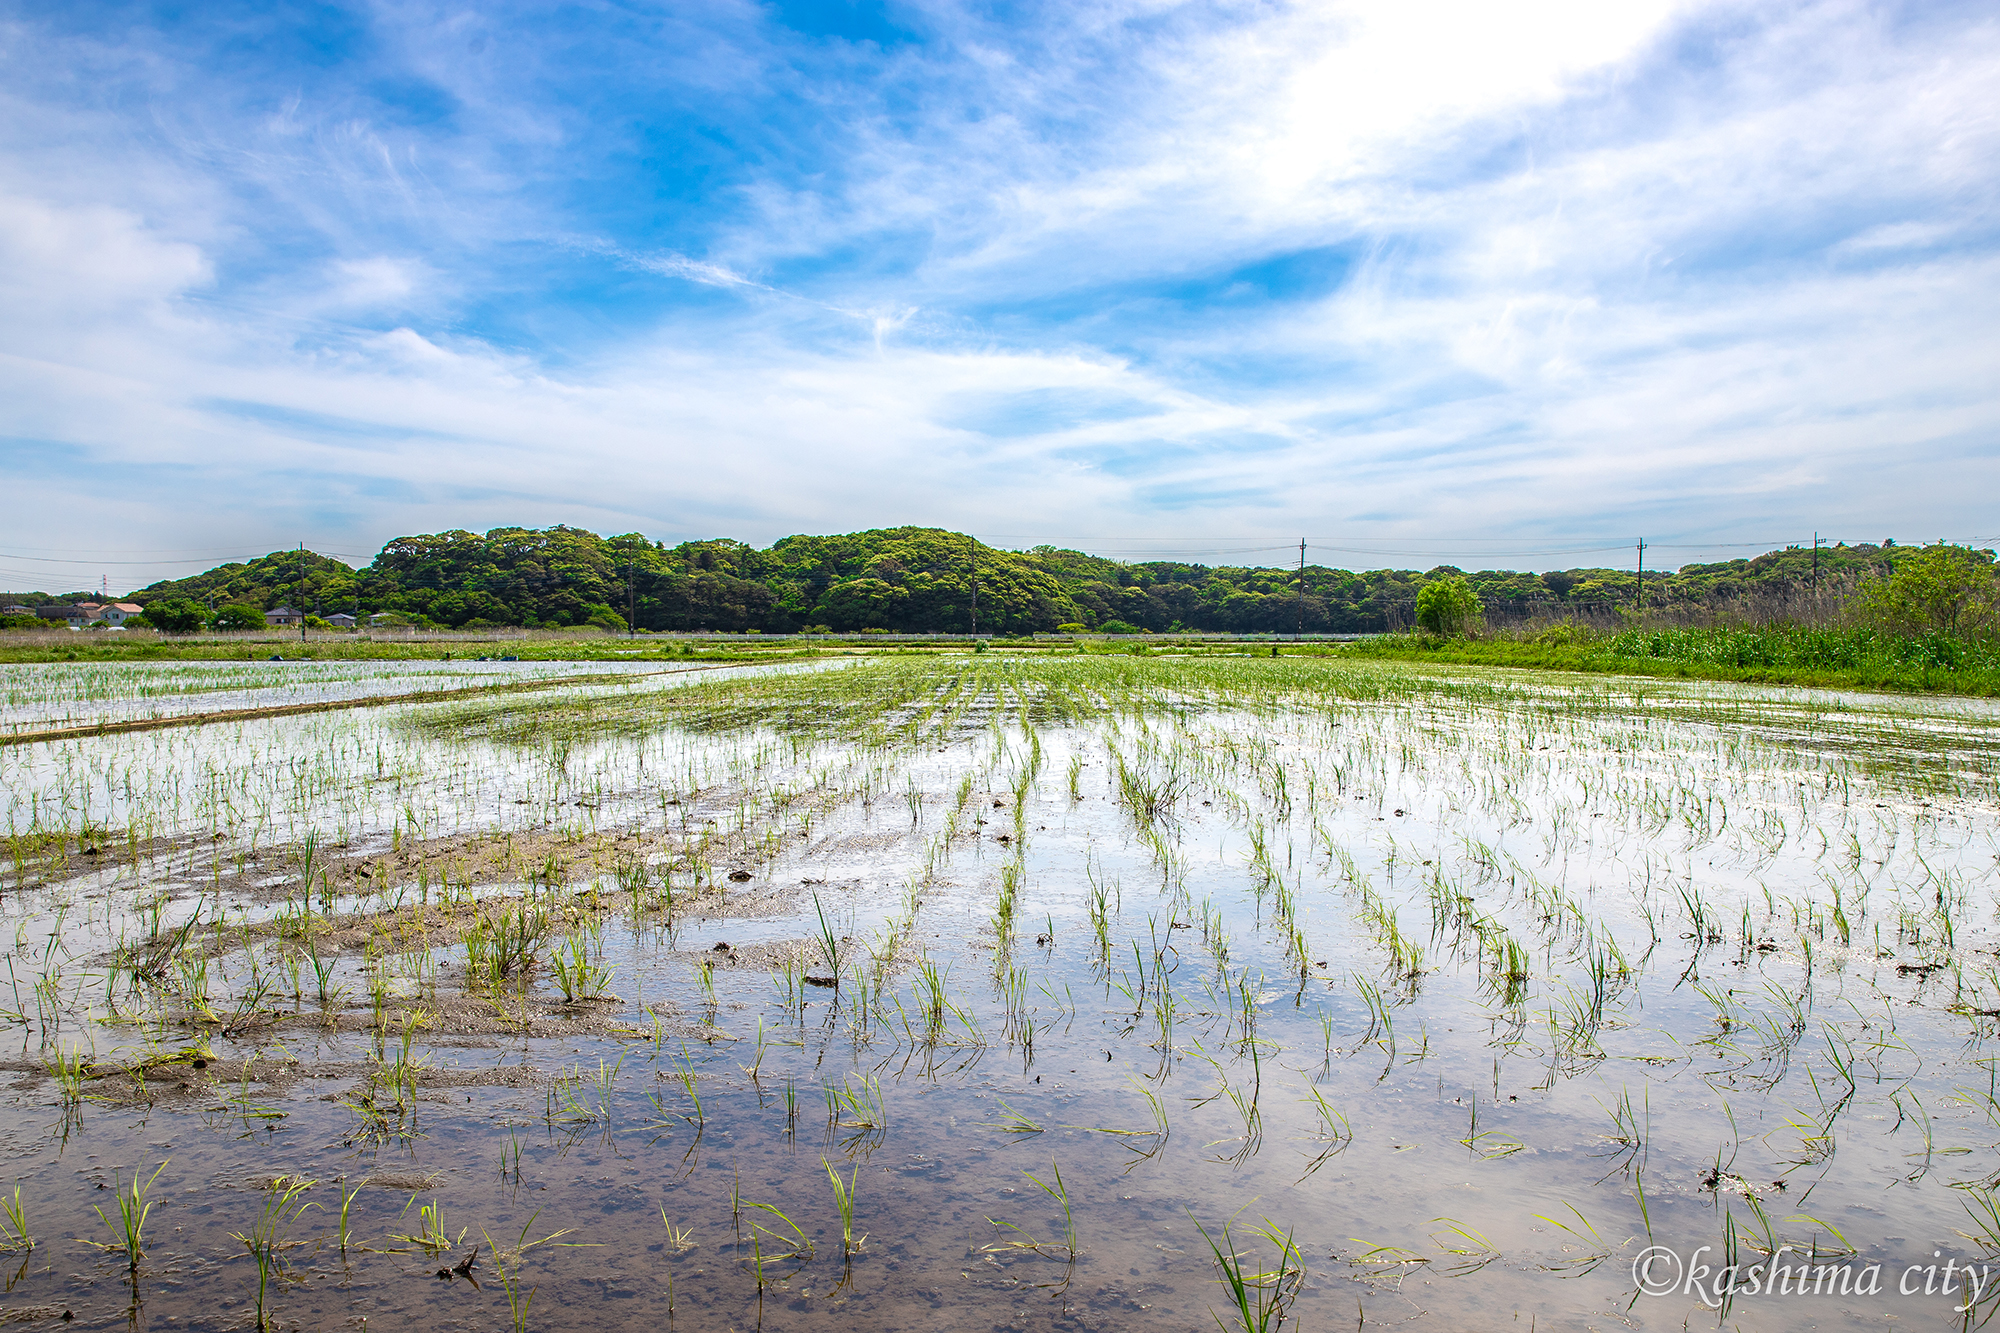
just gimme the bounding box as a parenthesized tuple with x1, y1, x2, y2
(323, 257, 425, 308)
(0, 0, 1995, 578)
(0, 195, 210, 316)
(1833, 220, 1964, 255)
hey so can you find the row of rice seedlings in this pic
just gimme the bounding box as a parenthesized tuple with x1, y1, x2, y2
(995, 860, 1022, 946)
(1353, 880, 1423, 980)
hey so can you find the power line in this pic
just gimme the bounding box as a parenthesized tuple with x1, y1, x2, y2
(0, 550, 368, 567)
(977, 536, 1826, 560)
(0, 543, 314, 557)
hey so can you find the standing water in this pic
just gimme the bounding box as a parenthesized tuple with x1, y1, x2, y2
(2, 653, 1997, 1331)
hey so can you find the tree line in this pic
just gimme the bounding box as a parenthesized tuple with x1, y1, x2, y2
(55, 526, 1989, 636)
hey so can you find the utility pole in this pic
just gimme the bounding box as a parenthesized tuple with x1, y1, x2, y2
(1812, 532, 1822, 599)
(1295, 538, 1306, 639)
(628, 556, 636, 639)
(969, 533, 978, 641)
(1636, 538, 1646, 618)
(298, 542, 307, 644)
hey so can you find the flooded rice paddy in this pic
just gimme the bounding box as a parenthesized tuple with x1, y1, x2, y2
(2, 653, 1999, 1331)
(0, 659, 673, 737)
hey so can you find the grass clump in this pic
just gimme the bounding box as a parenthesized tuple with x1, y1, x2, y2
(1349, 624, 2000, 695)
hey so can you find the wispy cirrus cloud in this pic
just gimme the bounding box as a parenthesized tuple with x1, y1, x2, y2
(0, 0, 1994, 582)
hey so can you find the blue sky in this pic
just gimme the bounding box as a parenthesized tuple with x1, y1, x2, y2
(1, 0, 1996, 589)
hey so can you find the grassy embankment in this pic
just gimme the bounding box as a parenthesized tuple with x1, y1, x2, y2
(0, 633, 1133, 665)
(0, 637, 840, 665)
(1346, 625, 2000, 696)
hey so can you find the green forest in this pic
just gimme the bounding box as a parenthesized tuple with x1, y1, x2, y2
(9, 526, 1945, 635)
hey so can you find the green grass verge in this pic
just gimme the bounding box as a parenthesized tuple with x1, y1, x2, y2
(0, 639, 821, 665)
(1345, 629, 2000, 696)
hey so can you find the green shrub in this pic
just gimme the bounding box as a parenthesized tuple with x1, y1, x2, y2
(1853, 543, 1997, 636)
(1415, 578, 1482, 637)
(211, 604, 267, 632)
(144, 599, 206, 633)
(1532, 621, 1593, 647)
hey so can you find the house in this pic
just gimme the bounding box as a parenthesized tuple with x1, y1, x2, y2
(99, 603, 145, 627)
(326, 613, 357, 629)
(264, 607, 302, 627)
(1, 604, 30, 617)
(37, 604, 90, 628)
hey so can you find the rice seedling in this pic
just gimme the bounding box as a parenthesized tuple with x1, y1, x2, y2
(659, 1210, 698, 1253)
(741, 1198, 813, 1260)
(335, 1182, 364, 1254)
(466, 898, 550, 988)
(826, 1073, 885, 1131)
(43, 1045, 90, 1107)
(1116, 756, 1186, 829)
(1959, 1191, 2000, 1256)
(551, 1053, 623, 1124)
(230, 1174, 315, 1329)
(914, 957, 949, 1033)
(657, 1046, 704, 1126)
(812, 891, 845, 984)
(985, 1159, 1078, 1261)
(481, 1229, 536, 1333)
(1596, 1085, 1650, 1170)
(773, 959, 801, 1008)
(1299, 1079, 1352, 1145)
(87, 1160, 167, 1271)
(996, 860, 1022, 939)
(549, 930, 614, 1002)
(1453, 1091, 1524, 1158)
(1189, 1209, 1305, 1333)
(740, 1016, 769, 1079)
(392, 1196, 465, 1255)
(1533, 1202, 1612, 1273)
(0, 1184, 30, 1253)
(824, 1158, 864, 1257)
(979, 1099, 1044, 1135)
